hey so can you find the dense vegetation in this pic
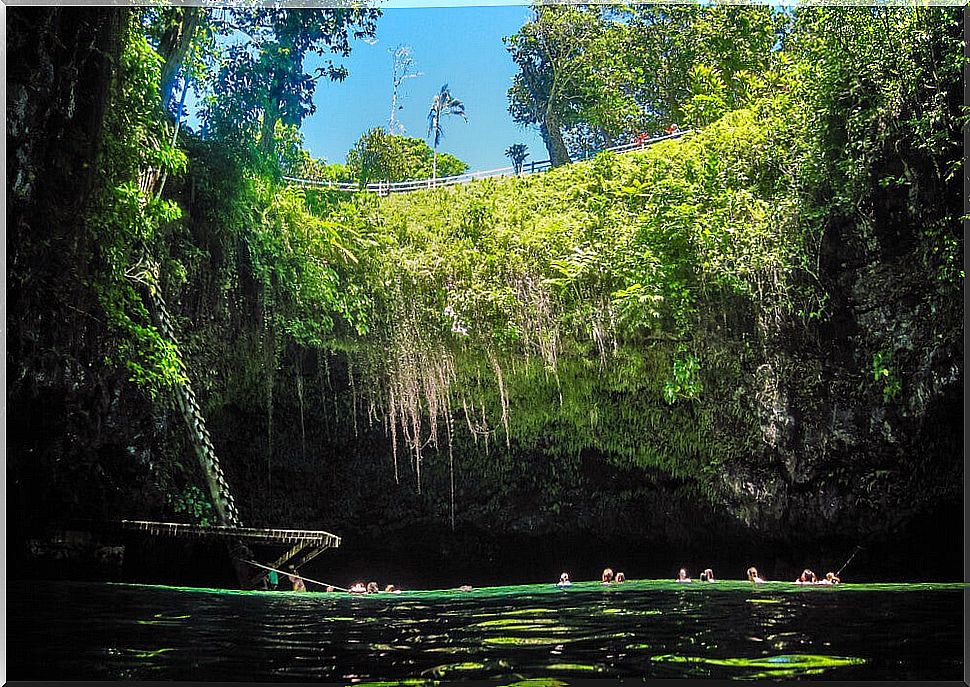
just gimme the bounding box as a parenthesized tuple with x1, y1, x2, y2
(7, 5, 963, 583)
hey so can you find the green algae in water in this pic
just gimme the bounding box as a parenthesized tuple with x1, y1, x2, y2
(105, 580, 970, 599)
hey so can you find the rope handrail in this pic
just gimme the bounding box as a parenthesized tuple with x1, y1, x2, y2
(285, 129, 691, 196)
(241, 559, 349, 592)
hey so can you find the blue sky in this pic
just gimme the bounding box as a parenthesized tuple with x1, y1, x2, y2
(303, 5, 546, 172)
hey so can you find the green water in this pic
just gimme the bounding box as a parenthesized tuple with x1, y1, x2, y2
(7, 579, 966, 681)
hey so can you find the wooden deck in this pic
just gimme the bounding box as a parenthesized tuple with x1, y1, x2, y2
(111, 520, 341, 549)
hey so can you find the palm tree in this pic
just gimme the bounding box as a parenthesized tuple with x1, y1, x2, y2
(506, 143, 529, 175)
(427, 84, 467, 183)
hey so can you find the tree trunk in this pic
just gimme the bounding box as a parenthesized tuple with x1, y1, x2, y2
(541, 110, 571, 167)
(158, 7, 202, 114)
(259, 112, 278, 159)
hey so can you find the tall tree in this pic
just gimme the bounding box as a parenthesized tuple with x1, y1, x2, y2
(153, 7, 204, 114)
(389, 45, 421, 134)
(201, 8, 380, 164)
(618, 5, 788, 129)
(505, 5, 605, 167)
(427, 84, 467, 182)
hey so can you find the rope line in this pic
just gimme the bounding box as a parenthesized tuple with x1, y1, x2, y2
(241, 559, 349, 592)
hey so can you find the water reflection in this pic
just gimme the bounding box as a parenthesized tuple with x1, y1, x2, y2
(6, 580, 965, 681)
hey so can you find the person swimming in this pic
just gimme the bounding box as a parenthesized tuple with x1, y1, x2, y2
(699, 568, 715, 582)
(820, 571, 840, 585)
(458, 585, 474, 592)
(558, 572, 572, 587)
(615, 572, 626, 583)
(287, 567, 306, 592)
(795, 569, 817, 584)
(366, 581, 379, 593)
(747, 567, 765, 583)
(676, 568, 692, 583)
(602, 568, 614, 584)
(349, 581, 367, 594)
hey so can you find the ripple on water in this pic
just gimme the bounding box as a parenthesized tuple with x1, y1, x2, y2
(601, 608, 662, 616)
(651, 652, 867, 678)
(483, 636, 571, 647)
(474, 618, 557, 628)
(350, 679, 439, 687)
(420, 658, 512, 677)
(482, 608, 556, 617)
(496, 680, 568, 687)
(544, 663, 605, 673)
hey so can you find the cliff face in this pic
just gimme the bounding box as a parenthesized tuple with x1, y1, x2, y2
(6, 8, 962, 584)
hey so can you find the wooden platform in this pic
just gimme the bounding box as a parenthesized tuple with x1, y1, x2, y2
(111, 520, 341, 549)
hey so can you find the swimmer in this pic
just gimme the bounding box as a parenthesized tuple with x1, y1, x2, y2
(676, 568, 692, 583)
(823, 571, 840, 585)
(366, 581, 379, 593)
(326, 585, 335, 593)
(558, 572, 572, 587)
(385, 584, 399, 593)
(795, 569, 817, 584)
(615, 572, 626, 583)
(699, 568, 715, 582)
(287, 567, 306, 592)
(602, 568, 614, 584)
(458, 585, 474, 592)
(747, 567, 765, 583)
(349, 581, 367, 594)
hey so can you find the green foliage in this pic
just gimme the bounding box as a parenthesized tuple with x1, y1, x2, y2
(91, 25, 192, 399)
(198, 7, 380, 167)
(662, 353, 702, 405)
(71, 6, 961, 523)
(168, 484, 216, 525)
(506, 5, 789, 159)
(346, 128, 468, 185)
(871, 351, 902, 403)
(250, 181, 372, 345)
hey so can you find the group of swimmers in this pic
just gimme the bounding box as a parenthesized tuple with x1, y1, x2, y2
(554, 566, 842, 585)
(262, 567, 403, 593)
(746, 566, 840, 585)
(270, 564, 841, 593)
(347, 581, 401, 594)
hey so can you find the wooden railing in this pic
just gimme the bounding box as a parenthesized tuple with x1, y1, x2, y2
(111, 520, 342, 548)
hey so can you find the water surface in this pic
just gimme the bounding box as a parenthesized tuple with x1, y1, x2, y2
(7, 579, 965, 681)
